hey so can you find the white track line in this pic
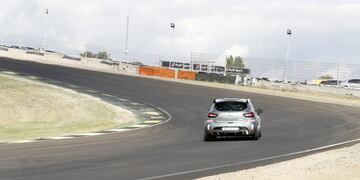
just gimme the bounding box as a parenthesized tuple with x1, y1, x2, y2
(85, 89, 97, 93)
(139, 138, 360, 180)
(102, 93, 114, 97)
(28, 76, 40, 79)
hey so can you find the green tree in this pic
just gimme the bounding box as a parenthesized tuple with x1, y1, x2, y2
(96, 51, 109, 60)
(226, 55, 245, 68)
(233, 56, 245, 69)
(80, 51, 94, 58)
(319, 74, 333, 80)
(226, 55, 234, 67)
(80, 51, 110, 60)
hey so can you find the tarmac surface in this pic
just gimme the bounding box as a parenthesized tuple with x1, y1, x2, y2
(0, 57, 359, 180)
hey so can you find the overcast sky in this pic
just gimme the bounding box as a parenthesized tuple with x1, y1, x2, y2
(1, 0, 360, 64)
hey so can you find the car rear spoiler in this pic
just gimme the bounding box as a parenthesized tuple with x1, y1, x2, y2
(213, 98, 249, 104)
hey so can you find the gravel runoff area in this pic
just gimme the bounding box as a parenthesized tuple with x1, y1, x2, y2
(0, 73, 136, 142)
(197, 142, 360, 180)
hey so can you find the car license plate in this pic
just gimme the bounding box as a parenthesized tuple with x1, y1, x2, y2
(222, 127, 239, 131)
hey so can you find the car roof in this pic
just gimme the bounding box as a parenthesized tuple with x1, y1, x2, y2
(213, 98, 250, 104)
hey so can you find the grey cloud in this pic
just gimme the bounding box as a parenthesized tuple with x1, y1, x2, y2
(0, 0, 359, 64)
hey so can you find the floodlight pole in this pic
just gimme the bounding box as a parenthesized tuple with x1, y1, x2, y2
(170, 23, 175, 62)
(282, 29, 292, 82)
(43, 8, 49, 52)
(19, 13, 24, 47)
(124, 15, 130, 55)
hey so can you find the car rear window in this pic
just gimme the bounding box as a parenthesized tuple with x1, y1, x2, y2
(349, 79, 360, 84)
(214, 101, 247, 111)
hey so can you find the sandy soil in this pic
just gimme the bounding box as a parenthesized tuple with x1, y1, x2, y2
(0, 73, 136, 142)
(197, 142, 360, 180)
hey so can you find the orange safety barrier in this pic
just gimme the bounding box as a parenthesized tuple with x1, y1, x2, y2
(138, 66, 175, 78)
(177, 70, 197, 80)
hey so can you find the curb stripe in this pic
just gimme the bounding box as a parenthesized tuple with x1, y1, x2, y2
(107, 129, 130, 132)
(49, 136, 74, 140)
(149, 116, 163, 120)
(74, 132, 105, 136)
(65, 135, 87, 137)
(144, 112, 160, 116)
(129, 124, 148, 128)
(11, 140, 36, 143)
(3, 71, 17, 75)
(144, 120, 162, 124)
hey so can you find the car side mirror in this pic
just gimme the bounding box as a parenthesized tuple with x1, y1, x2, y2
(256, 108, 263, 115)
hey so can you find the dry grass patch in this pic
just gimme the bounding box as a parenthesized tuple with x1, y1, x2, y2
(0, 74, 136, 142)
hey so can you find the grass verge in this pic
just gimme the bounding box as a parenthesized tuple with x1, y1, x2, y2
(0, 73, 136, 142)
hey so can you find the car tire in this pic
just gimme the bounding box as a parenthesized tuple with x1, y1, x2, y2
(259, 129, 262, 138)
(204, 131, 216, 141)
(252, 129, 261, 140)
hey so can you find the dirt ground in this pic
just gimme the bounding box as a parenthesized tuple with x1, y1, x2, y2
(0, 73, 136, 142)
(197, 142, 360, 180)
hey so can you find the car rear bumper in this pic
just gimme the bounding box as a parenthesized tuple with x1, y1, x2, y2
(205, 124, 258, 136)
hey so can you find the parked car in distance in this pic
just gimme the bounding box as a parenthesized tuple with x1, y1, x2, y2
(319, 80, 341, 87)
(340, 79, 360, 89)
(204, 98, 263, 141)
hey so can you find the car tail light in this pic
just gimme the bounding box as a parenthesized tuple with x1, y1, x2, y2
(207, 112, 218, 118)
(243, 112, 255, 118)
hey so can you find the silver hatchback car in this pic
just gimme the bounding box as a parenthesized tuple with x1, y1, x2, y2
(204, 98, 263, 141)
(340, 79, 360, 89)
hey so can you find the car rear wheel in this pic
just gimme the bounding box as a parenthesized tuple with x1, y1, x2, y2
(252, 129, 261, 140)
(204, 131, 216, 141)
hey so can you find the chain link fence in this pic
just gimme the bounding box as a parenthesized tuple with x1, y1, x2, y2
(241, 57, 360, 82)
(1, 34, 360, 82)
(189, 53, 360, 83)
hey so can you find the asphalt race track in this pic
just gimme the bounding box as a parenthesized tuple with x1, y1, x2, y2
(0, 57, 359, 180)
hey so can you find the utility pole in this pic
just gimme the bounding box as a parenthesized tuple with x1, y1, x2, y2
(43, 8, 49, 52)
(282, 29, 292, 82)
(124, 15, 130, 55)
